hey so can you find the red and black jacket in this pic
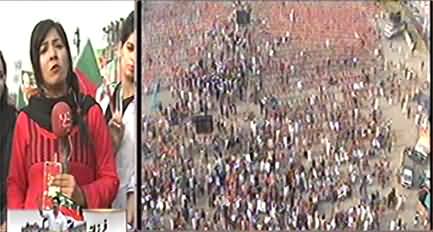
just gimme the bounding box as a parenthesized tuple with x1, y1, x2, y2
(7, 93, 119, 209)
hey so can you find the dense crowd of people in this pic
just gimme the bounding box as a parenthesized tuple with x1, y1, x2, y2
(140, 1, 429, 231)
(0, 10, 138, 232)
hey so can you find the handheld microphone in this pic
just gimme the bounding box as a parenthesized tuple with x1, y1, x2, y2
(51, 101, 73, 173)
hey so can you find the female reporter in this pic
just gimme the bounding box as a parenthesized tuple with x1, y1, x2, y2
(7, 19, 119, 209)
(98, 11, 136, 226)
(0, 50, 17, 227)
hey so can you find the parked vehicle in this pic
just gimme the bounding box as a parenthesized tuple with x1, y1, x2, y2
(399, 148, 416, 188)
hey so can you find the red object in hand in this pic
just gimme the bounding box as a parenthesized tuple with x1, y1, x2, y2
(42, 161, 62, 210)
(51, 101, 72, 137)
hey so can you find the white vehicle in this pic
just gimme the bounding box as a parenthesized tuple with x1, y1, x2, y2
(400, 168, 414, 188)
(399, 148, 415, 188)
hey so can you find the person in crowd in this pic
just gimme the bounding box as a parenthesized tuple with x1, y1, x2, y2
(39, 197, 67, 232)
(0, 50, 18, 231)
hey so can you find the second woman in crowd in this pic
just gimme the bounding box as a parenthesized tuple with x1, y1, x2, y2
(98, 11, 137, 227)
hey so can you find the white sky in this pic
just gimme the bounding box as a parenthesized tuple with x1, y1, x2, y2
(0, 1, 133, 93)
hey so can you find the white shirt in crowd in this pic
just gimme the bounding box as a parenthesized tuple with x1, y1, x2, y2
(257, 199, 266, 213)
(390, 219, 396, 230)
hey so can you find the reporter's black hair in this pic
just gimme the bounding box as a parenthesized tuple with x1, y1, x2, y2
(30, 19, 92, 147)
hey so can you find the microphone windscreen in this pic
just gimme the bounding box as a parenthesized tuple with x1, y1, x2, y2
(51, 101, 72, 137)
